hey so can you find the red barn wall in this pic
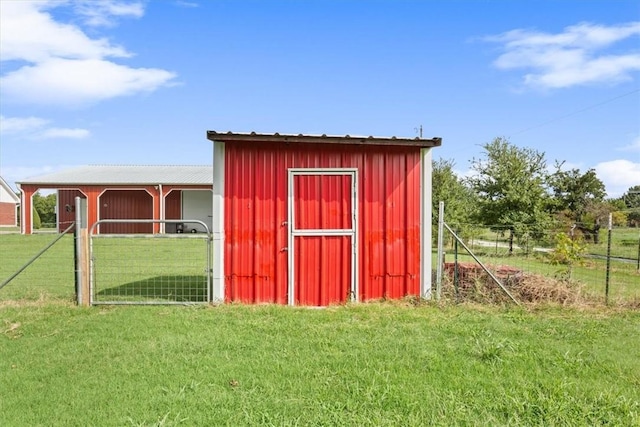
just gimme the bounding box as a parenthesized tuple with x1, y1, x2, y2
(225, 142, 421, 305)
(98, 189, 153, 234)
(165, 190, 182, 220)
(0, 202, 17, 226)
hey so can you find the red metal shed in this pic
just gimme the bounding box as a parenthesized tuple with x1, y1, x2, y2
(207, 131, 441, 306)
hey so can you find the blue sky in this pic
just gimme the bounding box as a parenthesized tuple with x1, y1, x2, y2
(1, 0, 639, 197)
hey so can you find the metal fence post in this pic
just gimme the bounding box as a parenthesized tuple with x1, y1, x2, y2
(637, 235, 639, 271)
(605, 213, 612, 304)
(454, 237, 459, 301)
(75, 196, 82, 305)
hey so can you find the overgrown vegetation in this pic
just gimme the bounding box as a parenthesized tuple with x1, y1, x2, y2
(547, 232, 586, 280)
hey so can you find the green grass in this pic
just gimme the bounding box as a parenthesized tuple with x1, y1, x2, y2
(0, 234, 76, 300)
(1, 303, 639, 426)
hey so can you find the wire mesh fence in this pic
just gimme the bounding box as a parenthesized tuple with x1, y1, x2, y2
(437, 222, 640, 303)
(0, 232, 77, 302)
(90, 233, 211, 305)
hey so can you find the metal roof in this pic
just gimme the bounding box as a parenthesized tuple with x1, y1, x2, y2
(17, 165, 213, 186)
(207, 131, 442, 148)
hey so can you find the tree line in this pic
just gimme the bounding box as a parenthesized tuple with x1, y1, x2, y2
(433, 137, 640, 252)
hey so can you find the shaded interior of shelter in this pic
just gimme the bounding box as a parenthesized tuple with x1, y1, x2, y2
(95, 275, 208, 302)
(57, 188, 184, 234)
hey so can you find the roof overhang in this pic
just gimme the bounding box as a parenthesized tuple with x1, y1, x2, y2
(16, 165, 213, 186)
(207, 131, 442, 148)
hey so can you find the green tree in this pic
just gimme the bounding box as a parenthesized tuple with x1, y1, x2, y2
(627, 209, 640, 227)
(623, 185, 640, 209)
(548, 164, 606, 222)
(432, 158, 477, 239)
(32, 205, 42, 230)
(32, 192, 57, 227)
(467, 137, 551, 253)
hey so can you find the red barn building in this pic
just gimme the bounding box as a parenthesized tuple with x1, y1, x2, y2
(207, 131, 441, 306)
(17, 165, 212, 235)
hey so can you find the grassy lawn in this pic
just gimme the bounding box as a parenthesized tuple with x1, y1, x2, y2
(0, 234, 76, 301)
(1, 303, 639, 426)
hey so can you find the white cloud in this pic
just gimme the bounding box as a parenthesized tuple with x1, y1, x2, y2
(0, 1, 176, 106)
(0, 116, 51, 134)
(595, 159, 640, 198)
(0, 1, 130, 63)
(40, 128, 91, 139)
(174, 1, 199, 7)
(1, 58, 176, 106)
(618, 135, 640, 152)
(485, 22, 640, 89)
(0, 115, 90, 140)
(73, 0, 145, 27)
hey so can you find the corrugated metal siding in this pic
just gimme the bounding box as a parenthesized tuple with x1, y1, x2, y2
(295, 236, 351, 305)
(294, 175, 352, 230)
(225, 142, 421, 305)
(165, 190, 181, 219)
(99, 190, 153, 234)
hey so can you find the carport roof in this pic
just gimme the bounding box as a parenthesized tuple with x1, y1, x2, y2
(17, 165, 213, 186)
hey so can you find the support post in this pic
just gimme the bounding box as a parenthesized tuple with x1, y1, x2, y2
(420, 148, 433, 300)
(436, 201, 444, 300)
(211, 140, 226, 303)
(75, 196, 90, 306)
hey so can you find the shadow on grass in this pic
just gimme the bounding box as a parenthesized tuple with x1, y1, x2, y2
(96, 275, 208, 302)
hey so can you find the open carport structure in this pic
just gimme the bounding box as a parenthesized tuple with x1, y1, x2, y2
(207, 131, 442, 306)
(17, 165, 213, 235)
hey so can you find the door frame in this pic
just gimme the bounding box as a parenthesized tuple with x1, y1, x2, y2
(287, 168, 358, 306)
